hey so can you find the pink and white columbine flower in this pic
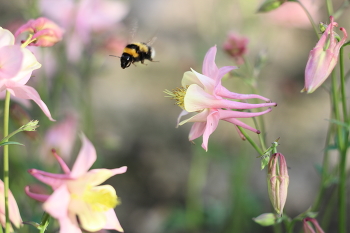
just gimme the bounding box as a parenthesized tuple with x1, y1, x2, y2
(39, 0, 128, 62)
(302, 16, 348, 93)
(165, 46, 276, 151)
(15, 17, 64, 47)
(25, 134, 126, 233)
(0, 27, 54, 121)
(0, 180, 22, 232)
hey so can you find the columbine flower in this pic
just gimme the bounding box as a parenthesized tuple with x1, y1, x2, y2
(302, 16, 347, 93)
(39, 0, 128, 62)
(303, 218, 325, 233)
(0, 27, 54, 121)
(15, 17, 64, 47)
(0, 180, 22, 232)
(267, 153, 289, 216)
(25, 134, 126, 233)
(165, 46, 276, 151)
(223, 32, 249, 65)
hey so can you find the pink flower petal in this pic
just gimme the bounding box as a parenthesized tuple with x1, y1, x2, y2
(0, 45, 23, 79)
(0, 180, 22, 228)
(223, 118, 260, 134)
(201, 110, 220, 151)
(179, 108, 210, 125)
(104, 209, 124, 232)
(202, 46, 218, 79)
(28, 169, 69, 189)
(12, 47, 41, 85)
(0, 28, 15, 47)
(217, 85, 270, 102)
(43, 185, 70, 219)
(6, 84, 54, 121)
(70, 134, 97, 178)
(218, 108, 272, 119)
(52, 150, 71, 174)
(176, 110, 189, 127)
(185, 84, 276, 112)
(24, 186, 50, 202)
(189, 122, 206, 141)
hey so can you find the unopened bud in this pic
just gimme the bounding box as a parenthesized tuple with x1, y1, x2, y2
(253, 213, 277, 226)
(267, 153, 289, 216)
(257, 0, 287, 12)
(21, 120, 39, 132)
(303, 218, 325, 233)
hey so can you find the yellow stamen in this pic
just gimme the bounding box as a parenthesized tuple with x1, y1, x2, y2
(164, 86, 189, 110)
(82, 185, 119, 212)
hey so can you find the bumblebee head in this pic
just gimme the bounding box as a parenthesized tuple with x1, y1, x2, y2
(120, 53, 133, 69)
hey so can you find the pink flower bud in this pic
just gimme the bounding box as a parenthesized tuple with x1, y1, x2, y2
(302, 16, 347, 93)
(303, 218, 325, 233)
(267, 153, 289, 216)
(223, 32, 249, 65)
(15, 17, 64, 47)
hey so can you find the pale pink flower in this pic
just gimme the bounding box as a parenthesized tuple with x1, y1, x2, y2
(15, 17, 64, 47)
(40, 114, 78, 161)
(303, 218, 325, 233)
(302, 16, 347, 93)
(26, 134, 126, 233)
(167, 46, 276, 151)
(0, 180, 22, 231)
(223, 32, 249, 65)
(39, 0, 128, 61)
(0, 27, 54, 121)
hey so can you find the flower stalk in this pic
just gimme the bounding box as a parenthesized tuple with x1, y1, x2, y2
(3, 90, 11, 233)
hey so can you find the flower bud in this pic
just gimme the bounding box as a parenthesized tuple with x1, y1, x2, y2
(267, 153, 289, 216)
(253, 213, 277, 226)
(303, 218, 325, 233)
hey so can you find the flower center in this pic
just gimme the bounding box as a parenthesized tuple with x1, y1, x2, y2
(164, 86, 189, 110)
(82, 185, 120, 212)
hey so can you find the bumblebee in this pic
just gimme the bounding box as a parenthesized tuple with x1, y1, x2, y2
(120, 42, 155, 69)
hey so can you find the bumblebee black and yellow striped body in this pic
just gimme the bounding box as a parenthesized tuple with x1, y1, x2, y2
(120, 42, 155, 69)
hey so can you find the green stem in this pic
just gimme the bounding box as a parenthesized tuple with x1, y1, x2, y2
(331, 72, 344, 149)
(339, 47, 348, 123)
(237, 126, 263, 155)
(325, 0, 334, 16)
(296, 0, 320, 38)
(338, 147, 347, 233)
(39, 212, 50, 233)
(3, 91, 10, 233)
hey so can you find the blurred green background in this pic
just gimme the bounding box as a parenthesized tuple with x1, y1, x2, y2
(0, 0, 349, 232)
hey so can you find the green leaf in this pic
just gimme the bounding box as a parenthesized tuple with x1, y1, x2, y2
(0, 141, 24, 147)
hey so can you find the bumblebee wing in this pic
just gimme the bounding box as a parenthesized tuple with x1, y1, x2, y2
(129, 20, 138, 42)
(147, 36, 157, 46)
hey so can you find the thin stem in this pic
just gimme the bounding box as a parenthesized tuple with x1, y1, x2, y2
(331, 72, 344, 149)
(326, 0, 334, 16)
(339, 47, 348, 123)
(296, 0, 320, 38)
(3, 91, 11, 233)
(237, 126, 263, 155)
(338, 147, 347, 233)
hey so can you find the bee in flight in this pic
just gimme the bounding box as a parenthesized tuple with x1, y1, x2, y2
(119, 41, 156, 69)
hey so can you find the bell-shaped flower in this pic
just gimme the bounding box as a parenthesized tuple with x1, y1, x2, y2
(267, 153, 289, 216)
(0, 179, 22, 232)
(0, 27, 54, 121)
(303, 218, 325, 233)
(165, 46, 276, 151)
(15, 17, 64, 47)
(25, 134, 126, 233)
(302, 16, 347, 93)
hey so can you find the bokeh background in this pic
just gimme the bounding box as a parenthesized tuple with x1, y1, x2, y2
(0, 0, 349, 232)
